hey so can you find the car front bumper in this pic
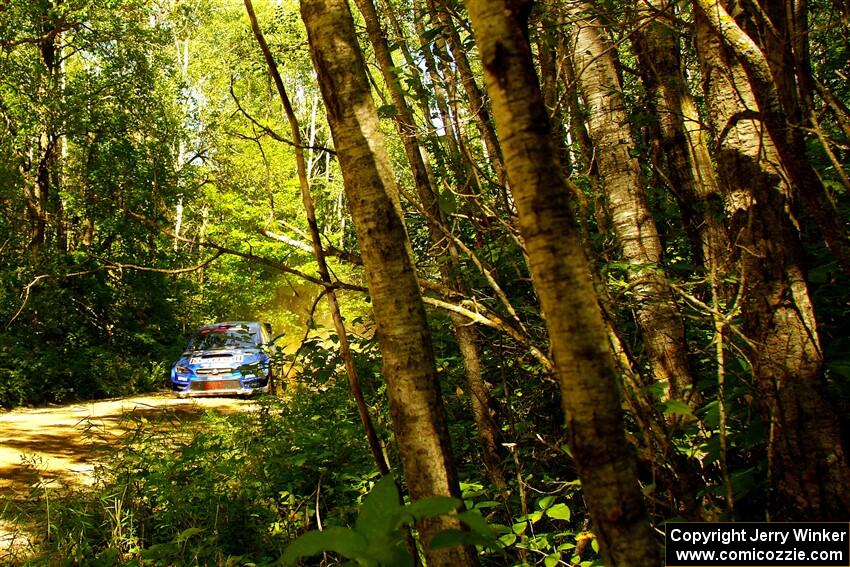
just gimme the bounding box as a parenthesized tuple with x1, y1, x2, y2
(170, 376, 269, 397)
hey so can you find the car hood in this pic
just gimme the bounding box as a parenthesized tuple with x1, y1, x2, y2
(175, 348, 262, 366)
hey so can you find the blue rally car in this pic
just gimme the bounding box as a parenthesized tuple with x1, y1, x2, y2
(170, 321, 276, 397)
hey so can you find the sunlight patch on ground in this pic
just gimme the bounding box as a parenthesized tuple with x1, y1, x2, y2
(0, 392, 257, 564)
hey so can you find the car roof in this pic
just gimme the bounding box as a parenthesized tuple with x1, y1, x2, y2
(197, 321, 259, 331)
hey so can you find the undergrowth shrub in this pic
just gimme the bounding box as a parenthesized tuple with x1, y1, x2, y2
(27, 385, 379, 566)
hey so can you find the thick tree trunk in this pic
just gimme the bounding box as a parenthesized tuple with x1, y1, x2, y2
(464, 1, 659, 564)
(695, 8, 850, 519)
(694, 0, 850, 274)
(567, 3, 696, 404)
(299, 0, 478, 563)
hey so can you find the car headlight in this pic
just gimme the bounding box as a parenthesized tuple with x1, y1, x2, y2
(175, 365, 191, 375)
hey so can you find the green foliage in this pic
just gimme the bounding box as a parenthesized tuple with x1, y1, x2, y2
(25, 383, 381, 565)
(2, 0, 849, 564)
(283, 475, 496, 566)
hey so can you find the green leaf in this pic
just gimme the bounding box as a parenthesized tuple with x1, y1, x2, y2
(140, 542, 178, 560)
(642, 381, 666, 400)
(439, 190, 457, 215)
(356, 475, 402, 535)
(512, 521, 528, 535)
(826, 361, 850, 379)
(401, 496, 460, 524)
(699, 400, 720, 428)
(807, 262, 833, 283)
(458, 510, 495, 538)
(662, 399, 695, 418)
(377, 104, 397, 118)
(544, 552, 561, 567)
(282, 527, 368, 565)
(92, 548, 120, 567)
(516, 510, 542, 524)
(536, 495, 556, 510)
(545, 502, 571, 521)
(429, 529, 468, 550)
(422, 27, 442, 42)
(174, 526, 204, 543)
(429, 529, 494, 550)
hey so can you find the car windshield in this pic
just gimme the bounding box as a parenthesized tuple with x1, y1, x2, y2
(186, 327, 258, 351)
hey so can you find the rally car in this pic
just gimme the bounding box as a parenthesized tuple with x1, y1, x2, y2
(170, 321, 276, 397)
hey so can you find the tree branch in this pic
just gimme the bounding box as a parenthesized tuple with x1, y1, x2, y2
(229, 80, 336, 155)
(122, 208, 368, 293)
(259, 228, 363, 265)
(422, 296, 554, 373)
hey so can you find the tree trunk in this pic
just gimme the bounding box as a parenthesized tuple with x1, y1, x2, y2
(427, 0, 508, 194)
(695, 7, 850, 519)
(535, 20, 571, 176)
(567, 3, 696, 404)
(299, 0, 478, 562)
(352, 0, 507, 491)
(29, 8, 63, 262)
(243, 0, 389, 477)
(464, 1, 659, 564)
(693, 0, 850, 274)
(409, 4, 470, 190)
(632, 0, 728, 275)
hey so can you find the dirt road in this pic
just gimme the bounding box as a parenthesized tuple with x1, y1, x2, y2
(0, 392, 256, 562)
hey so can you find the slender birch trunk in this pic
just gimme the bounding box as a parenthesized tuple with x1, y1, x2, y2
(427, 0, 509, 192)
(464, 1, 659, 564)
(695, 7, 850, 519)
(535, 21, 571, 176)
(243, 0, 390, 476)
(410, 5, 467, 185)
(567, 3, 696, 404)
(299, 0, 478, 562)
(632, 0, 727, 274)
(352, 0, 507, 490)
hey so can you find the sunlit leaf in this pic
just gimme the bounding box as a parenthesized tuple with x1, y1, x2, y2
(545, 503, 571, 521)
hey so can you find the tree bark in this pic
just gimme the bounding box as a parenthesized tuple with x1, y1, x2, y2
(632, 0, 728, 275)
(567, 3, 696, 404)
(695, 7, 850, 519)
(27, 3, 64, 262)
(694, 0, 850, 274)
(243, 0, 389, 477)
(352, 0, 507, 491)
(464, 1, 660, 564)
(299, 0, 478, 562)
(427, 0, 509, 195)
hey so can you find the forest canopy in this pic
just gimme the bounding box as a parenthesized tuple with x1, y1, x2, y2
(1, 0, 849, 564)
